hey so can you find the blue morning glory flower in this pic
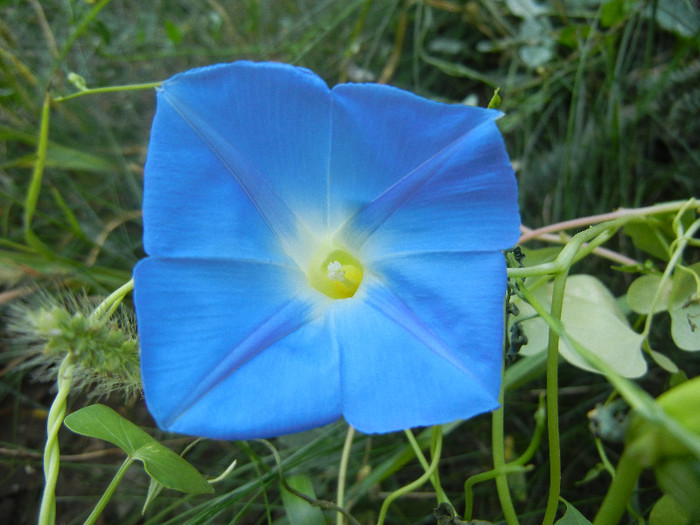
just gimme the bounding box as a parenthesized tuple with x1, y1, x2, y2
(133, 61, 520, 439)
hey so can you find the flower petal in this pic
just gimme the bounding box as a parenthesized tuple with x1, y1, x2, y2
(329, 83, 519, 255)
(134, 257, 340, 439)
(338, 251, 507, 432)
(143, 62, 332, 263)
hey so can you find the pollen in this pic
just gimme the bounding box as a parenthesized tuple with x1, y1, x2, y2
(327, 261, 345, 281)
(308, 248, 363, 299)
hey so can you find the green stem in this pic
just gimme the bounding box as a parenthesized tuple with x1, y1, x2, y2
(516, 281, 700, 459)
(509, 198, 700, 281)
(515, 395, 547, 466)
(53, 81, 162, 102)
(541, 272, 568, 525)
(338, 0, 374, 83)
(376, 426, 443, 525)
(492, 361, 520, 525)
(83, 457, 135, 525)
(55, 0, 113, 70)
(404, 428, 430, 471)
(641, 217, 700, 341)
(428, 426, 448, 505)
(336, 425, 355, 525)
(90, 278, 134, 321)
(463, 464, 532, 521)
(25, 92, 50, 246)
(462, 394, 545, 521)
(518, 199, 697, 243)
(38, 355, 74, 525)
(256, 440, 360, 525)
(404, 427, 449, 505)
(208, 457, 238, 485)
(592, 450, 644, 525)
(594, 437, 616, 477)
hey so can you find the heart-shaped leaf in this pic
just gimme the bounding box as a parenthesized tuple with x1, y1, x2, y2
(669, 263, 700, 351)
(627, 274, 671, 314)
(65, 404, 213, 494)
(515, 275, 647, 378)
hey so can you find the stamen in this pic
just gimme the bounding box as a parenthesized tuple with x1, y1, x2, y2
(327, 261, 345, 282)
(307, 247, 363, 299)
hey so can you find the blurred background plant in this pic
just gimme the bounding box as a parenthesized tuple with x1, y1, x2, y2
(0, 0, 698, 523)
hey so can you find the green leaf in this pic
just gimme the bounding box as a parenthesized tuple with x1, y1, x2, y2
(487, 88, 501, 110)
(649, 494, 692, 525)
(421, 54, 494, 86)
(504, 351, 547, 390)
(43, 144, 118, 172)
(142, 477, 164, 515)
(654, 458, 700, 520)
(624, 210, 695, 261)
(0, 123, 118, 173)
(67, 72, 88, 91)
(601, 0, 633, 28)
(279, 475, 325, 525)
(505, 0, 547, 18)
(557, 25, 592, 49)
(555, 499, 592, 524)
(626, 274, 671, 314)
(669, 262, 700, 351)
(518, 17, 555, 68)
(64, 404, 213, 494)
(627, 376, 700, 464)
(515, 275, 647, 377)
(164, 19, 183, 45)
(576, 463, 607, 485)
(648, 349, 679, 374)
(623, 219, 673, 261)
(646, 0, 700, 38)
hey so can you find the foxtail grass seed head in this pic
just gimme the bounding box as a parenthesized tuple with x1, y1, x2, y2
(8, 292, 141, 400)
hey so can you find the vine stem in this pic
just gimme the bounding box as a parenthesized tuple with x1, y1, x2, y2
(404, 427, 449, 505)
(38, 355, 74, 525)
(90, 278, 134, 321)
(51, 0, 113, 78)
(83, 457, 135, 525)
(541, 272, 568, 525)
(592, 450, 644, 525)
(256, 439, 361, 525)
(492, 358, 520, 525)
(376, 426, 443, 525)
(52, 81, 162, 102)
(36, 278, 135, 525)
(519, 225, 638, 266)
(640, 216, 700, 341)
(336, 425, 355, 525)
(463, 397, 544, 520)
(516, 282, 700, 458)
(25, 92, 50, 246)
(517, 199, 696, 243)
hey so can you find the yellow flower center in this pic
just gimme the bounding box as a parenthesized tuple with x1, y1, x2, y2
(307, 247, 363, 299)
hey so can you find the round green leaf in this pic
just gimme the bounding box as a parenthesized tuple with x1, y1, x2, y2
(515, 275, 646, 378)
(669, 263, 700, 351)
(649, 494, 692, 525)
(626, 274, 671, 314)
